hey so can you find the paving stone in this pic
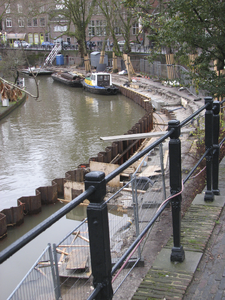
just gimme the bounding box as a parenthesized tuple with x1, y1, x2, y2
(214, 293, 223, 300)
(132, 156, 225, 300)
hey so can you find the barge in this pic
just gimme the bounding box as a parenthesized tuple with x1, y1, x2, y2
(51, 72, 84, 87)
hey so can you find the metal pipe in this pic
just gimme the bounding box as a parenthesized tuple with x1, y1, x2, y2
(86, 283, 103, 300)
(180, 103, 209, 127)
(183, 149, 210, 184)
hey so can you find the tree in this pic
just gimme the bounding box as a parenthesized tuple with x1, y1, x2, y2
(0, 49, 40, 100)
(50, 0, 96, 57)
(95, 0, 118, 54)
(0, 49, 26, 83)
(96, 0, 139, 55)
(126, 0, 225, 97)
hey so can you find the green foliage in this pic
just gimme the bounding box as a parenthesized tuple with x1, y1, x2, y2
(51, 0, 97, 57)
(125, 0, 225, 97)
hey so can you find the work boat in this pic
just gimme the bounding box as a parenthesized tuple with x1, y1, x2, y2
(51, 71, 84, 87)
(82, 72, 119, 95)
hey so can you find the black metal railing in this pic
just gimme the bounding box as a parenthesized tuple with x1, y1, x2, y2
(1, 96, 224, 300)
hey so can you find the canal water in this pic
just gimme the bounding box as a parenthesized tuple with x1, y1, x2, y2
(0, 75, 145, 299)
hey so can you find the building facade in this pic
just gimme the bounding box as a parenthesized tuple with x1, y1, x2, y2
(0, 1, 157, 48)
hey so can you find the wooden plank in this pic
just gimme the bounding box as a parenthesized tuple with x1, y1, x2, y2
(71, 230, 80, 244)
(56, 248, 69, 256)
(57, 198, 70, 203)
(90, 161, 120, 187)
(139, 150, 168, 177)
(100, 128, 191, 142)
(123, 188, 146, 194)
(59, 248, 66, 263)
(138, 165, 158, 177)
(66, 248, 89, 270)
(77, 234, 89, 243)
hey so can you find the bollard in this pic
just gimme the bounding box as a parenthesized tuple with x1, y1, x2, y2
(168, 120, 185, 262)
(85, 171, 113, 300)
(212, 101, 220, 195)
(204, 97, 214, 201)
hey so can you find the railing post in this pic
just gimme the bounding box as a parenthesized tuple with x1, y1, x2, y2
(212, 100, 220, 195)
(131, 174, 141, 259)
(204, 97, 214, 201)
(85, 171, 113, 300)
(52, 244, 62, 300)
(168, 120, 185, 262)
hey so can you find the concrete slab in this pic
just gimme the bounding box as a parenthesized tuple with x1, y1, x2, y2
(192, 193, 225, 207)
(153, 248, 202, 274)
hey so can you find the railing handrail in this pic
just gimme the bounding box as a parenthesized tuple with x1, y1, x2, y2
(0, 99, 217, 265)
(1, 96, 223, 300)
(0, 185, 95, 264)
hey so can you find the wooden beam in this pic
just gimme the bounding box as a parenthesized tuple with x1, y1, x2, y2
(100, 128, 192, 142)
(123, 188, 146, 194)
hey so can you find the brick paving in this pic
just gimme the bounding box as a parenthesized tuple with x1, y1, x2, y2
(132, 157, 225, 300)
(183, 160, 225, 300)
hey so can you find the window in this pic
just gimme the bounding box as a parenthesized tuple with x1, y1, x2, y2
(33, 18, 38, 27)
(17, 4, 22, 13)
(28, 33, 33, 44)
(132, 23, 139, 35)
(18, 18, 24, 27)
(53, 25, 67, 32)
(6, 18, 12, 27)
(5, 3, 10, 13)
(34, 33, 39, 44)
(27, 19, 32, 27)
(40, 18, 45, 27)
(56, 0, 65, 9)
(45, 33, 49, 42)
(96, 20, 106, 36)
(114, 27, 122, 36)
(88, 20, 95, 36)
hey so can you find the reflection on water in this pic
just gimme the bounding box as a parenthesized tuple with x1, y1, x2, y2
(0, 76, 144, 211)
(0, 75, 145, 299)
(66, 203, 87, 221)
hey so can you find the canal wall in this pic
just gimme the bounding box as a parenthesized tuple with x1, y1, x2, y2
(0, 85, 157, 240)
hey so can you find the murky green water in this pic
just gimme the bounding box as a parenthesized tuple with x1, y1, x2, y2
(0, 75, 145, 299)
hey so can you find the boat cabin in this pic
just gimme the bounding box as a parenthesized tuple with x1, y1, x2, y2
(91, 72, 112, 87)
